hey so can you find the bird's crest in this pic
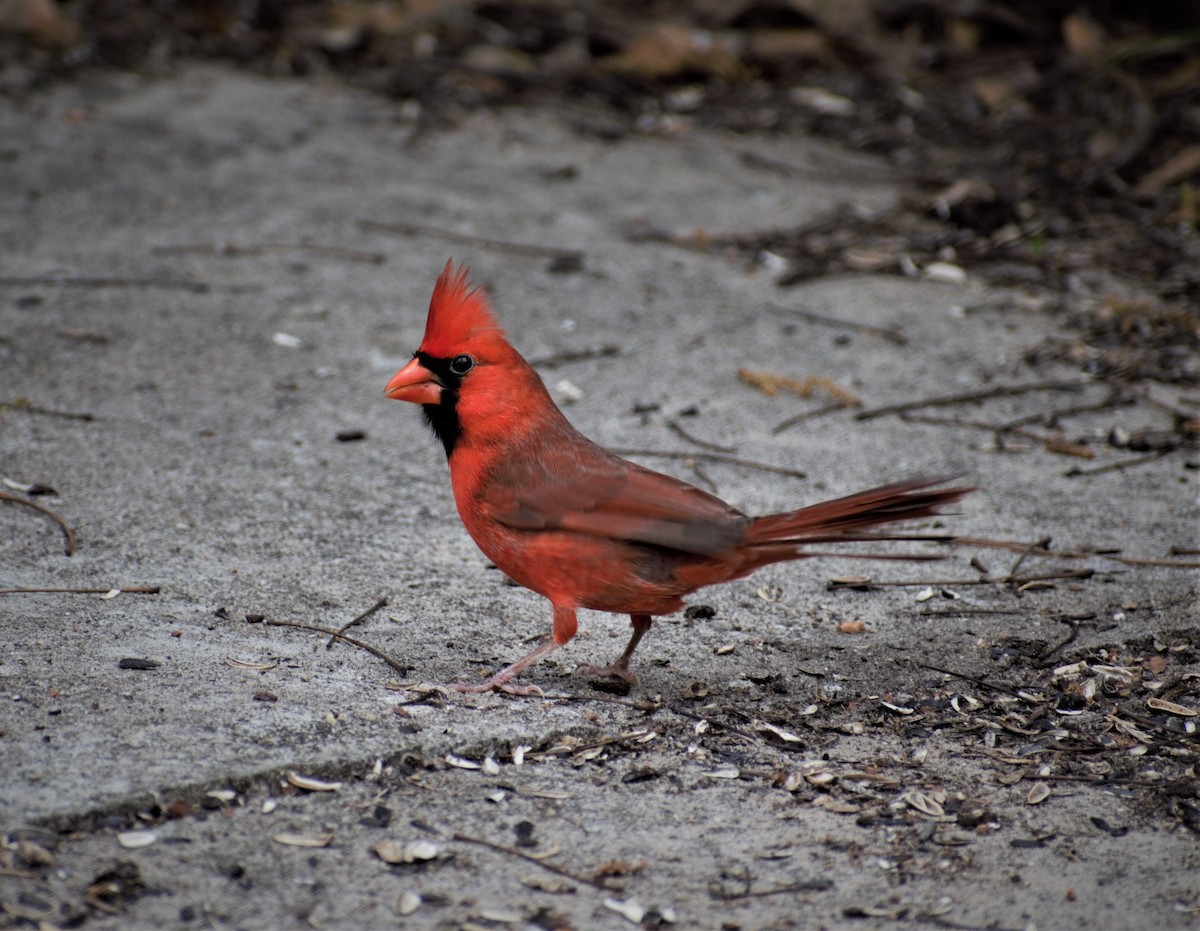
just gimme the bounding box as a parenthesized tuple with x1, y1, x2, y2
(419, 259, 505, 357)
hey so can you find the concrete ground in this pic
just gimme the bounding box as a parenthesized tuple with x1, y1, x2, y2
(1, 66, 1197, 929)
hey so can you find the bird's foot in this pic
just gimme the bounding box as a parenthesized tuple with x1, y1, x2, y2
(453, 678, 546, 697)
(575, 661, 640, 687)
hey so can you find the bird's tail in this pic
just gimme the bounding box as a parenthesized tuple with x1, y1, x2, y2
(743, 477, 974, 563)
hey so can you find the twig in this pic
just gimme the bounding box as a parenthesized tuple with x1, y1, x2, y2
(528, 345, 620, 369)
(450, 832, 619, 890)
(1106, 377, 1198, 422)
(359, 219, 583, 262)
(918, 608, 1025, 616)
(265, 618, 410, 675)
(956, 536, 1200, 570)
(326, 597, 389, 649)
(0, 586, 159, 595)
(1, 398, 95, 420)
(772, 303, 908, 345)
(1035, 616, 1083, 666)
(715, 878, 835, 900)
(667, 419, 736, 453)
(0, 491, 76, 555)
(917, 662, 1029, 701)
(0, 275, 210, 292)
(608, 448, 805, 480)
(151, 242, 385, 263)
(993, 384, 1130, 436)
(1065, 451, 1168, 477)
(855, 381, 1088, 421)
(1114, 710, 1199, 747)
(1005, 537, 1052, 581)
(771, 402, 846, 434)
(829, 568, 1095, 588)
(689, 461, 719, 493)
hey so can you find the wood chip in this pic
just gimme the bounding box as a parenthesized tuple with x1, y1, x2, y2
(286, 771, 341, 792)
(375, 840, 440, 863)
(754, 720, 803, 743)
(603, 898, 647, 924)
(273, 832, 334, 848)
(115, 830, 157, 849)
(516, 787, 573, 799)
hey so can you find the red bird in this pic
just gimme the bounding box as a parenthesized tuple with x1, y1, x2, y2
(386, 261, 972, 694)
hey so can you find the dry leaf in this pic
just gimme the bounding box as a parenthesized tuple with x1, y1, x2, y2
(737, 368, 860, 405)
(1147, 697, 1197, 717)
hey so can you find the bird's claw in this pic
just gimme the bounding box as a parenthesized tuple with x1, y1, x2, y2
(453, 679, 546, 697)
(575, 662, 640, 687)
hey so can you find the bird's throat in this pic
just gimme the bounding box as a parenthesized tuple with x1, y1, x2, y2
(422, 398, 461, 458)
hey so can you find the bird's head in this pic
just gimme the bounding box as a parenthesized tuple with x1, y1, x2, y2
(386, 260, 537, 457)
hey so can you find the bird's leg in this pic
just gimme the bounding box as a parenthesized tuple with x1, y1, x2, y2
(577, 613, 653, 686)
(454, 604, 578, 696)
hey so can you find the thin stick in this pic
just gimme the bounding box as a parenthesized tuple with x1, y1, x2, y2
(528, 345, 620, 369)
(855, 381, 1088, 421)
(771, 402, 846, 434)
(0, 275, 210, 292)
(450, 832, 618, 891)
(1035, 617, 1082, 666)
(667, 419, 736, 453)
(359, 220, 583, 262)
(1005, 537, 1051, 581)
(1065, 451, 1168, 477)
(608, 448, 805, 480)
(918, 608, 1025, 616)
(0, 492, 77, 555)
(954, 536, 1200, 569)
(772, 304, 908, 345)
(1, 398, 95, 420)
(0, 586, 160, 595)
(830, 568, 1095, 588)
(715, 878, 835, 900)
(917, 662, 1028, 700)
(689, 461, 719, 493)
(326, 597, 389, 650)
(265, 618, 410, 675)
(152, 242, 385, 263)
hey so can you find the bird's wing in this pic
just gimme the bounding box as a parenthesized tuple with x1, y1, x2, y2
(480, 439, 750, 557)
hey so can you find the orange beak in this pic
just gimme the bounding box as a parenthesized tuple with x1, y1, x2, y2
(385, 357, 442, 404)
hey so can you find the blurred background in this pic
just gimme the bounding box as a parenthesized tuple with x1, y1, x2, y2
(4, 0, 1199, 390)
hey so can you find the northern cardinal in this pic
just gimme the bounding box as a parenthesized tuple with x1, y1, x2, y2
(386, 261, 972, 694)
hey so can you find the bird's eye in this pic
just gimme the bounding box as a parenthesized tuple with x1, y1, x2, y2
(449, 354, 475, 376)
